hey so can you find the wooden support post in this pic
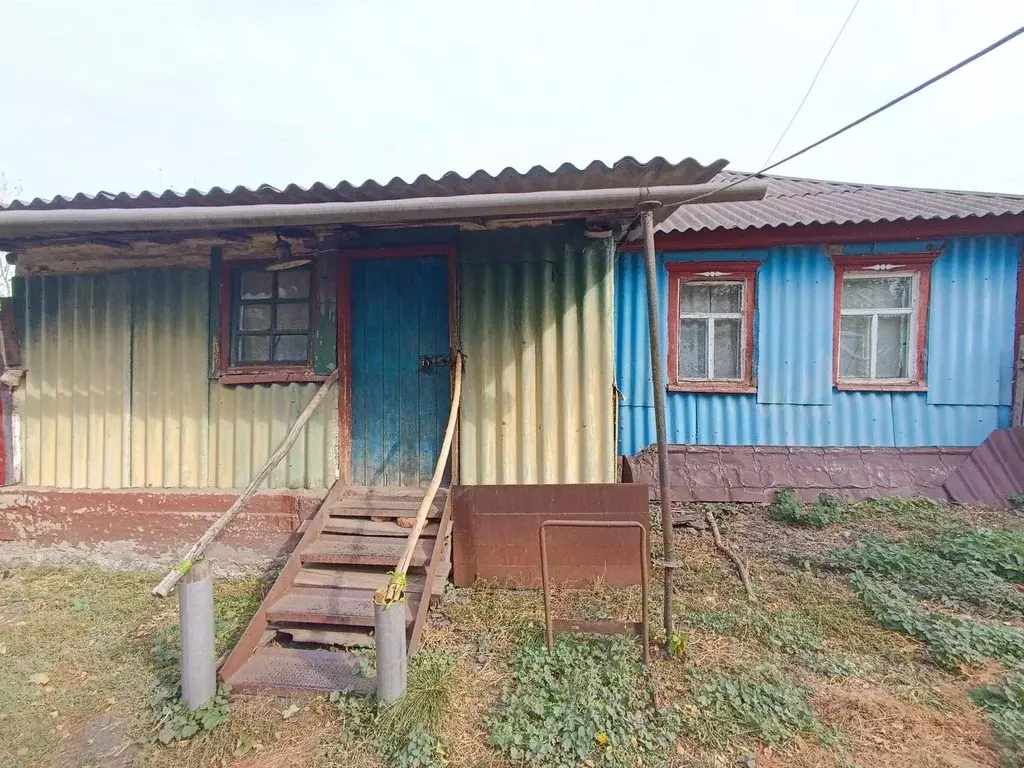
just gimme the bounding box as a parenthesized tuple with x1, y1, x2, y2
(374, 601, 407, 704)
(179, 559, 216, 711)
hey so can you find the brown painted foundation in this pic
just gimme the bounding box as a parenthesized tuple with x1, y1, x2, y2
(452, 483, 650, 589)
(0, 486, 323, 558)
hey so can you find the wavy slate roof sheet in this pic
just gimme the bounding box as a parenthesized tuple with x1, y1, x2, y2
(1, 156, 725, 212)
(658, 170, 1024, 234)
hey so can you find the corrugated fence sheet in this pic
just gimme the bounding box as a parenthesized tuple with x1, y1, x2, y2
(208, 381, 339, 490)
(616, 236, 1018, 455)
(459, 227, 616, 484)
(131, 269, 210, 487)
(16, 273, 132, 488)
(15, 269, 338, 490)
(927, 235, 1020, 406)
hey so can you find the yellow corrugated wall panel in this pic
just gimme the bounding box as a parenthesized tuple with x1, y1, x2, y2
(130, 269, 210, 487)
(458, 227, 616, 484)
(208, 381, 339, 490)
(16, 274, 132, 488)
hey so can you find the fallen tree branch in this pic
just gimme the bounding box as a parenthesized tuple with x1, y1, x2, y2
(705, 509, 755, 601)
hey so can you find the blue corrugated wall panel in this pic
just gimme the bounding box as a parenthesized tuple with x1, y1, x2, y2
(755, 246, 834, 405)
(615, 235, 1021, 455)
(927, 236, 1019, 406)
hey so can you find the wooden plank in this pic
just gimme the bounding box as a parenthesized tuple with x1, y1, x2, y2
(348, 485, 438, 498)
(329, 503, 441, 519)
(409, 492, 453, 654)
(323, 518, 440, 537)
(337, 498, 423, 511)
(397, 261, 421, 485)
(276, 625, 375, 647)
(301, 535, 432, 567)
(220, 477, 348, 684)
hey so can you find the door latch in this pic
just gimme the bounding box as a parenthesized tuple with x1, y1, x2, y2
(419, 354, 453, 372)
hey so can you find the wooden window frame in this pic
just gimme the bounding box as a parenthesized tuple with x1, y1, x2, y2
(218, 260, 327, 385)
(831, 252, 938, 392)
(667, 261, 759, 394)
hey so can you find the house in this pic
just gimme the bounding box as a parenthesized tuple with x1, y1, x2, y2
(618, 171, 1024, 503)
(0, 156, 770, 692)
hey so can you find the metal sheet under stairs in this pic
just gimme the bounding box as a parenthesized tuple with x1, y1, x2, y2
(221, 483, 451, 695)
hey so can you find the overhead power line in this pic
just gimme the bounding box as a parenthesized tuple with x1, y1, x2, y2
(682, 24, 1024, 207)
(762, 0, 861, 168)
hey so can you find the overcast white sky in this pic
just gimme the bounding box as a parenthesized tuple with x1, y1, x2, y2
(2, 0, 1023, 204)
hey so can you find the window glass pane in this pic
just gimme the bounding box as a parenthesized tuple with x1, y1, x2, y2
(680, 284, 710, 314)
(238, 335, 271, 363)
(274, 334, 308, 362)
(839, 315, 871, 379)
(239, 305, 271, 331)
(876, 314, 910, 378)
(842, 276, 913, 310)
(277, 270, 310, 299)
(679, 318, 708, 378)
(713, 318, 742, 378)
(710, 284, 742, 313)
(277, 303, 310, 331)
(239, 271, 272, 300)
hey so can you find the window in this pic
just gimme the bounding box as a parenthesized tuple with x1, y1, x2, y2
(832, 253, 936, 390)
(219, 262, 322, 382)
(667, 261, 758, 393)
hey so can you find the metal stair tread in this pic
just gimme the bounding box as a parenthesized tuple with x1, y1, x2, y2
(301, 534, 433, 566)
(267, 586, 416, 627)
(227, 646, 374, 695)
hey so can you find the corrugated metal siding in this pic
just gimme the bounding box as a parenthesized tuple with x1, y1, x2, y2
(927, 236, 1020, 406)
(208, 382, 339, 490)
(459, 227, 616, 484)
(754, 246, 833, 405)
(130, 269, 210, 487)
(15, 273, 132, 488)
(616, 235, 1021, 455)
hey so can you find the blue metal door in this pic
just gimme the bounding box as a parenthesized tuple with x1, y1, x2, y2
(350, 256, 451, 486)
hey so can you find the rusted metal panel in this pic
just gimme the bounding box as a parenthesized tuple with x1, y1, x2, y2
(130, 268, 210, 487)
(16, 273, 131, 488)
(458, 227, 616, 484)
(208, 381, 339, 490)
(944, 426, 1024, 508)
(451, 483, 649, 588)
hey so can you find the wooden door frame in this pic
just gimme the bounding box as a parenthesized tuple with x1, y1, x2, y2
(336, 244, 460, 485)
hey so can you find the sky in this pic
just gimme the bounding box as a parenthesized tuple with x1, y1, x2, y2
(1, 0, 1023, 205)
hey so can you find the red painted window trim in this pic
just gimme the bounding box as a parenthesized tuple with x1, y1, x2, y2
(218, 259, 320, 382)
(667, 261, 759, 394)
(831, 251, 938, 392)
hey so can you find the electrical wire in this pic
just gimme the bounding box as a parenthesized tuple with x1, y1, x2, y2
(761, 0, 861, 168)
(680, 24, 1024, 208)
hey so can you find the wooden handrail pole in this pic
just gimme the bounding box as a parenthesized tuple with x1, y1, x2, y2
(152, 368, 340, 598)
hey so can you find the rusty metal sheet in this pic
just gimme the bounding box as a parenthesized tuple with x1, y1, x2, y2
(944, 426, 1024, 508)
(458, 227, 617, 484)
(451, 483, 649, 588)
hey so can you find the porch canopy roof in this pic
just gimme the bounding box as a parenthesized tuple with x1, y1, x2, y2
(0, 157, 766, 273)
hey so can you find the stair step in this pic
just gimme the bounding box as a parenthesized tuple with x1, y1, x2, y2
(323, 518, 440, 537)
(227, 646, 374, 696)
(267, 587, 415, 627)
(301, 535, 433, 567)
(275, 624, 375, 647)
(347, 485, 444, 499)
(294, 565, 446, 594)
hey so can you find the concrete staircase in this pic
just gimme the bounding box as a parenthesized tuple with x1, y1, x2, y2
(221, 483, 451, 695)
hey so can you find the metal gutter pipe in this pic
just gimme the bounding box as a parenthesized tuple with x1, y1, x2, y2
(0, 181, 768, 239)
